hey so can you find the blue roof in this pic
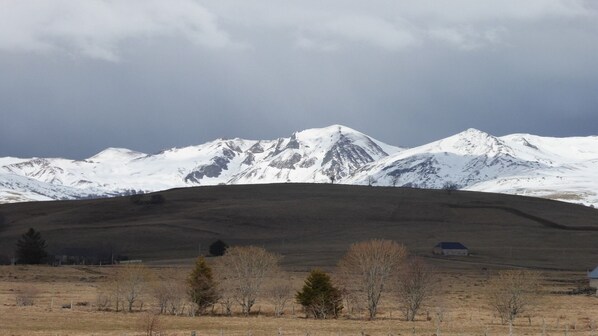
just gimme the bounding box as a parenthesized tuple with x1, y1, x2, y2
(588, 266, 598, 279)
(435, 242, 468, 250)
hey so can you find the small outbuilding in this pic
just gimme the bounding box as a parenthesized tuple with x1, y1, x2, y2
(433, 242, 469, 256)
(588, 266, 598, 289)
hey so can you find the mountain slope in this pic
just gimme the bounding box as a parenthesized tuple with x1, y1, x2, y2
(346, 129, 545, 188)
(346, 129, 598, 206)
(1, 125, 597, 207)
(0, 125, 401, 202)
(230, 125, 397, 184)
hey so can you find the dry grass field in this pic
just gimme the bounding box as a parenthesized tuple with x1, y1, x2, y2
(1, 264, 598, 336)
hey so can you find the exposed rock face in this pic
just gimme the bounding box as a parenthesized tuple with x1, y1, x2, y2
(269, 153, 303, 169)
(322, 133, 386, 180)
(185, 157, 231, 183)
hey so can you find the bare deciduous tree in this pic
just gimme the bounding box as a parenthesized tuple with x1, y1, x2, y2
(109, 279, 125, 312)
(213, 264, 241, 316)
(137, 310, 162, 336)
(266, 273, 293, 317)
(96, 290, 112, 311)
(216, 245, 280, 316)
(486, 269, 542, 324)
(100, 276, 122, 312)
(153, 278, 172, 315)
(216, 276, 235, 316)
(166, 281, 188, 316)
(152, 269, 188, 315)
(338, 286, 364, 318)
(395, 257, 436, 321)
(337, 239, 407, 319)
(115, 264, 150, 312)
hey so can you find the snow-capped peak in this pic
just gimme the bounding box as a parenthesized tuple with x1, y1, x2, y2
(229, 124, 401, 184)
(416, 128, 512, 157)
(88, 148, 147, 162)
(295, 124, 355, 138)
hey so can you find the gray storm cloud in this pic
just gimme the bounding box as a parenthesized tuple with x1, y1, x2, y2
(0, 0, 597, 159)
(0, 0, 238, 61)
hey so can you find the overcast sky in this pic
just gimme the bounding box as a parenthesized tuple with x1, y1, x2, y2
(1, 0, 597, 159)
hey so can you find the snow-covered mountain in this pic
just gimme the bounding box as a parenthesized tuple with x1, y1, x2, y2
(345, 128, 598, 207)
(0, 125, 400, 202)
(1, 125, 597, 207)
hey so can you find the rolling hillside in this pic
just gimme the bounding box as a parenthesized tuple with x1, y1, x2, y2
(1, 184, 597, 270)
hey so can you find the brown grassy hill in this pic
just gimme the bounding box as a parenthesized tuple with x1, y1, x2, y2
(0, 184, 597, 270)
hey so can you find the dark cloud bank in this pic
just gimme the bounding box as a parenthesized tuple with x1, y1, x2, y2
(1, 0, 597, 159)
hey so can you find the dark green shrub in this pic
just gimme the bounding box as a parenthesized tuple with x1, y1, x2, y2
(296, 269, 342, 319)
(209, 240, 228, 256)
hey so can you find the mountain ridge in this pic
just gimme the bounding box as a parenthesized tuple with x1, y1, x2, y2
(1, 125, 597, 207)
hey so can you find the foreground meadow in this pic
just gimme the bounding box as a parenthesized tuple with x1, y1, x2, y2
(1, 264, 597, 336)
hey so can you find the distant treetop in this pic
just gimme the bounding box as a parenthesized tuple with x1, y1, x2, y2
(209, 239, 228, 256)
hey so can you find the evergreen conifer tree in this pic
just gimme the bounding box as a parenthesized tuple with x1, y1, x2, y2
(15, 228, 48, 264)
(296, 269, 342, 319)
(187, 256, 219, 315)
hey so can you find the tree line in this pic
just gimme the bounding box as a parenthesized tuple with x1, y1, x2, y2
(7, 228, 540, 323)
(96, 239, 540, 324)
(9, 228, 229, 265)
